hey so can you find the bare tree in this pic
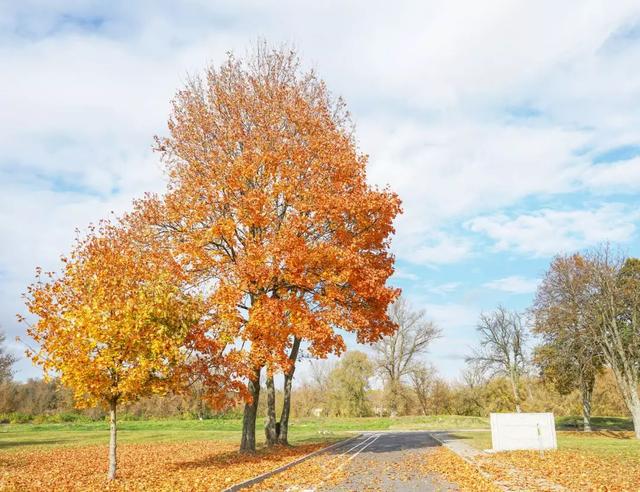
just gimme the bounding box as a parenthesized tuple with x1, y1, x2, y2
(408, 362, 436, 415)
(308, 359, 334, 393)
(467, 306, 527, 412)
(0, 329, 16, 383)
(458, 361, 490, 416)
(373, 296, 441, 414)
(586, 247, 640, 438)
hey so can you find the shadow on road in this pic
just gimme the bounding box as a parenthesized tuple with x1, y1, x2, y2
(324, 431, 442, 455)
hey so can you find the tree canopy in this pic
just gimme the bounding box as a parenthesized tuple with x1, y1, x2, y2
(23, 219, 200, 478)
(532, 253, 602, 431)
(141, 45, 402, 450)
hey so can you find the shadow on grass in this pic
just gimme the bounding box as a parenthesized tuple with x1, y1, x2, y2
(445, 433, 474, 440)
(0, 439, 67, 449)
(585, 430, 634, 440)
(556, 416, 633, 431)
(173, 449, 249, 470)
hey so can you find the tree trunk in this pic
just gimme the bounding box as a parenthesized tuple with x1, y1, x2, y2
(628, 386, 640, 439)
(278, 337, 301, 445)
(108, 399, 117, 481)
(580, 374, 594, 432)
(509, 372, 522, 413)
(265, 371, 278, 446)
(240, 366, 262, 453)
(416, 393, 428, 416)
(606, 359, 640, 439)
(387, 379, 401, 416)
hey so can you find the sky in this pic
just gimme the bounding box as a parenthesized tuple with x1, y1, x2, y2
(2, 0, 640, 383)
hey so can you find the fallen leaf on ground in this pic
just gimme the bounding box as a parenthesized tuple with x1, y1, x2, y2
(478, 448, 640, 492)
(0, 441, 324, 491)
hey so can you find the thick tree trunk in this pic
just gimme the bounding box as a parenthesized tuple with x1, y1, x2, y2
(240, 366, 262, 453)
(277, 372, 294, 444)
(108, 399, 117, 481)
(278, 337, 301, 445)
(628, 387, 640, 440)
(604, 347, 640, 439)
(580, 374, 594, 432)
(265, 372, 278, 446)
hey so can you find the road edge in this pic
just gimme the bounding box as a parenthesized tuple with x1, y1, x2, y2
(221, 434, 363, 492)
(429, 431, 506, 491)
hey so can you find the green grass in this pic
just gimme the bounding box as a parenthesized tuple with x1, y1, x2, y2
(1, 415, 632, 455)
(0, 415, 488, 453)
(0, 426, 348, 453)
(0, 420, 238, 451)
(451, 428, 640, 459)
(0, 419, 352, 452)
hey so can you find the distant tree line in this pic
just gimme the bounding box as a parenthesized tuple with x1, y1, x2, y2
(0, 376, 240, 424)
(3, 283, 631, 427)
(1, 347, 627, 426)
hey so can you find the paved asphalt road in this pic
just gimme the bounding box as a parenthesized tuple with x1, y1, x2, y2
(315, 431, 457, 491)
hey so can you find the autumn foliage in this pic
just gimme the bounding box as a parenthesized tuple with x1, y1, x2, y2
(23, 220, 194, 409)
(22, 219, 200, 478)
(477, 443, 640, 491)
(149, 46, 400, 369)
(142, 45, 401, 450)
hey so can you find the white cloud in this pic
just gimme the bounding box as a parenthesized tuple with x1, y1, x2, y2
(367, 119, 588, 222)
(581, 157, 640, 192)
(428, 282, 461, 295)
(403, 234, 471, 265)
(483, 276, 540, 294)
(468, 204, 638, 257)
(417, 302, 479, 335)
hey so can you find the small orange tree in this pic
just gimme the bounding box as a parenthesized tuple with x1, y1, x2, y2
(149, 44, 401, 451)
(22, 220, 197, 480)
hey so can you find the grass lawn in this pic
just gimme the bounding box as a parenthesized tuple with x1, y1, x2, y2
(0, 419, 347, 453)
(0, 415, 489, 453)
(0, 414, 631, 454)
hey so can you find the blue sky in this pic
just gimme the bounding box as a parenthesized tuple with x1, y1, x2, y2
(2, 1, 640, 382)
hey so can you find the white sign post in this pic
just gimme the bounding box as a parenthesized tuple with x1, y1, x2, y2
(489, 412, 557, 452)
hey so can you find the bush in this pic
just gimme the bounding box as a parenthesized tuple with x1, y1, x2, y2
(0, 412, 33, 424)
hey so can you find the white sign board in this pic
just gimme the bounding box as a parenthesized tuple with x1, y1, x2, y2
(490, 412, 557, 451)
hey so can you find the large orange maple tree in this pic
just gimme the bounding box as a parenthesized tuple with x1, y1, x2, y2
(22, 219, 200, 480)
(147, 45, 401, 452)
